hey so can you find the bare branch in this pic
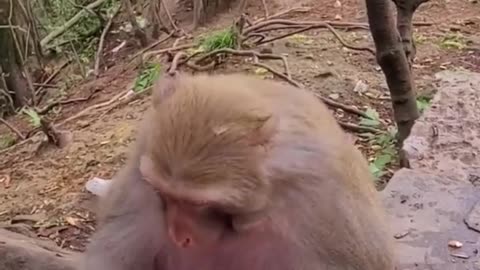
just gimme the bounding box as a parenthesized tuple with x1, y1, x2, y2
(0, 118, 25, 140)
(94, 3, 122, 77)
(40, 0, 108, 47)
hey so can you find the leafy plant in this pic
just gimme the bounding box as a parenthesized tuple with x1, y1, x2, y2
(440, 33, 467, 50)
(366, 126, 398, 179)
(416, 95, 431, 113)
(359, 107, 381, 127)
(21, 108, 42, 128)
(0, 134, 15, 150)
(133, 62, 162, 93)
(198, 27, 237, 52)
(413, 33, 428, 45)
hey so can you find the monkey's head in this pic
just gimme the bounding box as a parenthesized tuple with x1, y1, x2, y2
(139, 73, 278, 248)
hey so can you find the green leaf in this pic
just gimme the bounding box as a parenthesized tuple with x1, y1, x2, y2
(359, 118, 380, 127)
(374, 154, 392, 168)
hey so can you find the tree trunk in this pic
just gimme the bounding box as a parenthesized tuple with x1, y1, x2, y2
(0, 0, 33, 108)
(393, 0, 430, 66)
(0, 228, 78, 270)
(365, 0, 420, 144)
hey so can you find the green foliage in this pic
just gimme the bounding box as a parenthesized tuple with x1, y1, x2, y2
(198, 28, 237, 52)
(21, 108, 41, 128)
(35, 0, 119, 58)
(440, 33, 467, 50)
(0, 134, 15, 150)
(359, 107, 381, 127)
(363, 126, 398, 179)
(413, 33, 428, 45)
(416, 95, 431, 113)
(133, 62, 162, 93)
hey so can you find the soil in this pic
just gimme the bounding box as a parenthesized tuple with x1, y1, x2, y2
(0, 0, 479, 252)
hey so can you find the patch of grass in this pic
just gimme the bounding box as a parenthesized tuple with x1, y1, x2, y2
(416, 95, 432, 113)
(362, 126, 398, 179)
(21, 108, 41, 128)
(0, 134, 15, 150)
(133, 62, 162, 93)
(413, 33, 428, 45)
(198, 27, 237, 52)
(440, 33, 467, 50)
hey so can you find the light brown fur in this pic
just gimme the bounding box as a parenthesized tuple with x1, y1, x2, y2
(81, 73, 395, 270)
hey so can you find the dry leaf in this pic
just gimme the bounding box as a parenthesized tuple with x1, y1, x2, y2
(65, 216, 81, 227)
(448, 240, 463, 248)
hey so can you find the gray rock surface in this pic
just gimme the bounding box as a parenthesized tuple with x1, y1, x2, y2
(382, 70, 480, 269)
(402, 70, 480, 181)
(382, 169, 480, 270)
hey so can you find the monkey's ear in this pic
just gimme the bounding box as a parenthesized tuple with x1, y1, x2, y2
(214, 114, 277, 146)
(152, 73, 180, 108)
(248, 114, 277, 146)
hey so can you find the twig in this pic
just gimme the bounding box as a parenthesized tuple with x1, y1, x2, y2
(261, 0, 269, 18)
(35, 60, 71, 105)
(252, 7, 311, 24)
(168, 52, 187, 74)
(255, 23, 375, 55)
(94, 3, 122, 78)
(124, 0, 147, 46)
(253, 56, 302, 88)
(40, 0, 107, 47)
(57, 90, 130, 127)
(128, 31, 175, 61)
(143, 43, 195, 59)
(160, 0, 179, 32)
(193, 48, 292, 78)
(339, 121, 382, 133)
(244, 19, 369, 35)
(37, 91, 98, 115)
(0, 118, 25, 140)
(312, 93, 373, 119)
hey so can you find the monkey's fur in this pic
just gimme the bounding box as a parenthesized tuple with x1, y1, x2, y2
(80, 73, 396, 270)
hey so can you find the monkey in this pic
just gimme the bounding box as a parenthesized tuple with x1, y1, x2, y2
(80, 72, 396, 270)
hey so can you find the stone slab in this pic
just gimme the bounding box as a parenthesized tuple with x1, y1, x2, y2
(403, 70, 480, 182)
(382, 168, 480, 270)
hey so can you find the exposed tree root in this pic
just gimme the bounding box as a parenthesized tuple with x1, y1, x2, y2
(0, 118, 25, 140)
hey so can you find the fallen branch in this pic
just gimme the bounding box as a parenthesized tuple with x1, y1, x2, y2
(244, 19, 369, 35)
(35, 60, 71, 105)
(40, 0, 107, 47)
(312, 93, 372, 119)
(94, 3, 122, 78)
(57, 90, 130, 127)
(128, 31, 175, 61)
(0, 118, 25, 140)
(254, 23, 375, 55)
(252, 7, 311, 24)
(37, 91, 98, 115)
(143, 43, 195, 60)
(194, 48, 291, 76)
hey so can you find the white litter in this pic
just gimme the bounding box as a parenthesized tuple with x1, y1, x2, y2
(86, 177, 112, 197)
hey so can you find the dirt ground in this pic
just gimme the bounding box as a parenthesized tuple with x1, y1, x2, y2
(0, 0, 479, 251)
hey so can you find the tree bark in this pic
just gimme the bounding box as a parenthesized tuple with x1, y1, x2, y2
(0, 0, 33, 108)
(393, 0, 430, 66)
(365, 0, 420, 144)
(0, 228, 78, 270)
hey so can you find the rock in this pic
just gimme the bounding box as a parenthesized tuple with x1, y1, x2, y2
(0, 228, 77, 270)
(381, 169, 480, 270)
(402, 70, 480, 182)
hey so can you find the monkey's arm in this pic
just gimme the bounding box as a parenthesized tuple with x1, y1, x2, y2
(80, 166, 166, 270)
